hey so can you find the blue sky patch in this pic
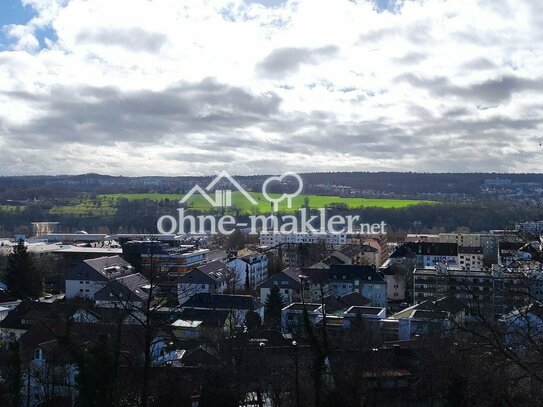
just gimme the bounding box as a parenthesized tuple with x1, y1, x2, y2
(0, 0, 57, 51)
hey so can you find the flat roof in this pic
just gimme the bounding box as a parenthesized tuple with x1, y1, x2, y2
(172, 319, 203, 328)
(54, 247, 123, 254)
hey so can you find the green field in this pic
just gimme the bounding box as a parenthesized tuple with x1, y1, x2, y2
(0, 193, 434, 217)
(98, 192, 434, 214)
(48, 198, 117, 217)
(0, 205, 26, 213)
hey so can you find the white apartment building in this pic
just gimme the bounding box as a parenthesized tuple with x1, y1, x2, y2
(260, 232, 347, 247)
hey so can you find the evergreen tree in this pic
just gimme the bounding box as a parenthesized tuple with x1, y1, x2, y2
(4, 240, 42, 299)
(264, 285, 285, 329)
(245, 311, 262, 331)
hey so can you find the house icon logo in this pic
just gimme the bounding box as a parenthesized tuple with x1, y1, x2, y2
(180, 170, 258, 207)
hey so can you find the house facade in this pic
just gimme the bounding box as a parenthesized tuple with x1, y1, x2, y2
(227, 251, 268, 289)
(65, 256, 135, 300)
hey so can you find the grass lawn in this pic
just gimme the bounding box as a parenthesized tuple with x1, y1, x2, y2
(99, 192, 434, 214)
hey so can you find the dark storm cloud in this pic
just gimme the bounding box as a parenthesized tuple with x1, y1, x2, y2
(256, 45, 339, 78)
(76, 27, 168, 53)
(2, 78, 282, 146)
(397, 73, 543, 103)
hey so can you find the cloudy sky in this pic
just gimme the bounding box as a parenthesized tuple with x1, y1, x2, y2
(0, 0, 542, 176)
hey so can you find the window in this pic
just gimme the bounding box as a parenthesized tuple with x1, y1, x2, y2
(34, 348, 42, 360)
(79, 281, 84, 284)
(79, 289, 83, 292)
(201, 284, 206, 289)
(394, 293, 398, 297)
(85, 289, 89, 292)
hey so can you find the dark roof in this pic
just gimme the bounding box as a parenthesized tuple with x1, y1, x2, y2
(337, 245, 364, 258)
(66, 255, 134, 281)
(182, 293, 263, 311)
(94, 273, 149, 302)
(178, 308, 231, 329)
(458, 246, 483, 254)
(299, 265, 385, 284)
(0, 301, 93, 331)
(258, 267, 302, 289)
(361, 244, 378, 253)
(179, 261, 228, 284)
(300, 267, 329, 283)
(0, 289, 19, 304)
(19, 320, 147, 364)
(346, 306, 384, 315)
(329, 265, 385, 283)
(324, 292, 372, 312)
(404, 242, 458, 256)
(411, 309, 449, 320)
(389, 244, 416, 259)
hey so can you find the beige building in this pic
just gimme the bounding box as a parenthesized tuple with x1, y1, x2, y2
(439, 233, 481, 247)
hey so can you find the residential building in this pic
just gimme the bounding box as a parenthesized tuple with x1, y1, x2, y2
(323, 292, 372, 316)
(413, 266, 530, 316)
(281, 302, 324, 334)
(403, 242, 459, 267)
(65, 256, 135, 300)
(302, 265, 388, 308)
(93, 273, 151, 309)
(384, 298, 464, 340)
(259, 232, 347, 247)
(439, 233, 481, 248)
(141, 246, 209, 278)
(458, 246, 484, 270)
(382, 271, 407, 302)
(258, 267, 302, 304)
(226, 250, 268, 289)
(177, 260, 230, 304)
(180, 293, 264, 325)
(0, 301, 100, 340)
(405, 234, 440, 243)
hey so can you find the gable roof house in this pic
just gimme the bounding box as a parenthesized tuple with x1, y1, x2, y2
(180, 293, 264, 326)
(94, 273, 151, 309)
(65, 255, 135, 301)
(258, 267, 302, 304)
(177, 261, 230, 305)
(0, 301, 101, 340)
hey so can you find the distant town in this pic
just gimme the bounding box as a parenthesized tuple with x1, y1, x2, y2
(1, 174, 543, 406)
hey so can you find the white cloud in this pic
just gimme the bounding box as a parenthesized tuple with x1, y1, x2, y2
(0, 0, 542, 175)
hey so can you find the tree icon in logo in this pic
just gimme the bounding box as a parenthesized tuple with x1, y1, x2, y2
(262, 172, 304, 212)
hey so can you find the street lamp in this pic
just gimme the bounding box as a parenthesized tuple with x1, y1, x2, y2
(298, 274, 309, 305)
